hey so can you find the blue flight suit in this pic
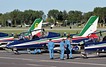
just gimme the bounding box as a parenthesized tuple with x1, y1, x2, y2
(60, 41, 65, 59)
(65, 39, 73, 58)
(48, 41, 54, 59)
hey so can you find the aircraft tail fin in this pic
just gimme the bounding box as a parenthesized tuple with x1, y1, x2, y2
(27, 18, 43, 37)
(78, 16, 99, 37)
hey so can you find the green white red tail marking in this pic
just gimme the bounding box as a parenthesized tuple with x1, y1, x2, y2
(25, 18, 43, 37)
(77, 16, 99, 37)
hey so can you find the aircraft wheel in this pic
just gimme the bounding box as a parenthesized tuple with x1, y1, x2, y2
(96, 52, 100, 56)
(81, 52, 88, 58)
(96, 49, 100, 56)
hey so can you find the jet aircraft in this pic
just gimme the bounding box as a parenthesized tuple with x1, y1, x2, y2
(81, 30, 106, 58)
(22, 18, 43, 37)
(6, 16, 99, 54)
(0, 32, 14, 48)
(0, 18, 43, 48)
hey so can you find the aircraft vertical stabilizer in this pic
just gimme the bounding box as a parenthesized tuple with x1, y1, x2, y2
(25, 18, 43, 37)
(78, 16, 99, 37)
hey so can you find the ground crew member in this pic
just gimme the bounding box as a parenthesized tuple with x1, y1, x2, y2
(47, 39, 54, 59)
(65, 36, 73, 59)
(60, 39, 65, 60)
(65, 44, 70, 59)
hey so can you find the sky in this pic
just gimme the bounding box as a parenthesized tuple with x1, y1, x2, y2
(0, 0, 106, 15)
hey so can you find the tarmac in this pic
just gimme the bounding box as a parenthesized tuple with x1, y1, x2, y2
(0, 50, 106, 67)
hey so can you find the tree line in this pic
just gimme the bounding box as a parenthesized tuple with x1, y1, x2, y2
(0, 7, 106, 27)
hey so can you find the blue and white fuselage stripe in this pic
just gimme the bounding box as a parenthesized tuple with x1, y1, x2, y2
(85, 42, 106, 52)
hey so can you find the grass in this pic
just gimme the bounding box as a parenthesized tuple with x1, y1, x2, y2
(0, 30, 24, 34)
(0, 27, 81, 35)
(1, 27, 106, 37)
(1, 27, 106, 40)
(46, 30, 80, 34)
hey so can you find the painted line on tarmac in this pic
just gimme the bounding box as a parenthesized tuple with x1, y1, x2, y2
(66, 61, 106, 66)
(89, 57, 106, 60)
(40, 60, 106, 67)
(0, 62, 16, 65)
(0, 56, 106, 67)
(0, 57, 34, 61)
(44, 53, 59, 55)
(0, 57, 56, 67)
(27, 64, 56, 67)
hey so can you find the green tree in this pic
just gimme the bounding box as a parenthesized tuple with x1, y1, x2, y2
(10, 9, 23, 26)
(62, 10, 68, 20)
(0, 13, 2, 16)
(23, 10, 44, 25)
(48, 9, 59, 23)
(83, 12, 93, 21)
(57, 11, 63, 21)
(93, 7, 106, 23)
(68, 10, 82, 25)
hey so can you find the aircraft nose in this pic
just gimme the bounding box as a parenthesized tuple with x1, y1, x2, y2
(6, 45, 10, 48)
(6, 45, 13, 48)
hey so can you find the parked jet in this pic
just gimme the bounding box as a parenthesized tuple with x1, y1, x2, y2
(19, 18, 43, 39)
(0, 18, 43, 48)
(6, 16, 99, 53)
(22, 18, 43, 36)
(73, 16, 99, 39)
(82, 30, 106, 58)
(0, 32, 14, 48)
(24, 23, 30, 27)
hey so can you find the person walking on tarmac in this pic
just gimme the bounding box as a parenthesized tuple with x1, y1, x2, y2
(65, 36, 73, 59)
(47, 39, 55, 59)
(60, 39, 65, 60)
